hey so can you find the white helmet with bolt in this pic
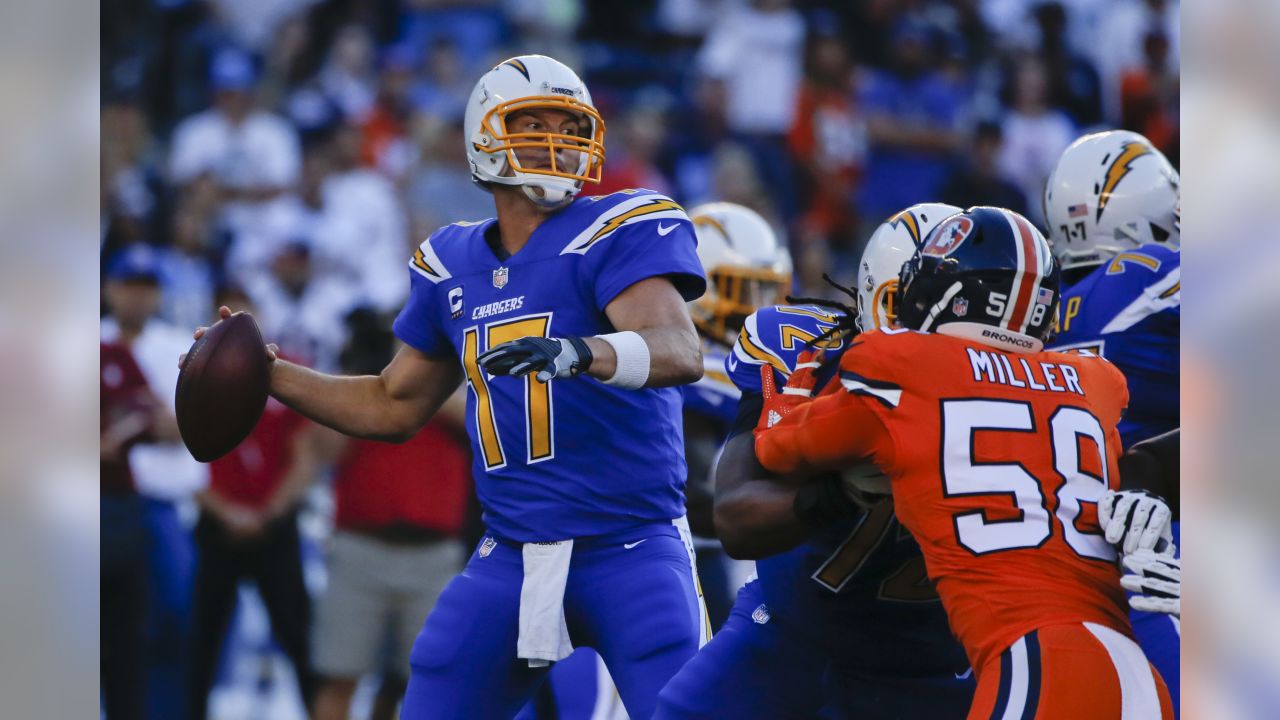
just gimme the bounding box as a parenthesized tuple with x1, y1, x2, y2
(464, 55, 606, 210)
(1043, 130, 1180, 273)
(857, 202, 961, 331)
(689, 202, 791, 345)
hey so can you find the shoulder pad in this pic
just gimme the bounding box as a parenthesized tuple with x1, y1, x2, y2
(408, 222, 486, 284)
(560, 190, 688, 255)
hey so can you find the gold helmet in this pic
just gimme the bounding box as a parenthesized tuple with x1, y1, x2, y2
(689, 202, 792, 345)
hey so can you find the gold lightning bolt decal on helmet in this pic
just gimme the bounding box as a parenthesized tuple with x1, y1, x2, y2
(887, 209, 922, 246)
(1096, 141, 1152, 222)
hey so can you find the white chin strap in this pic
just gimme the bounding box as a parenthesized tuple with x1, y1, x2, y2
(521, 182, 576, 210)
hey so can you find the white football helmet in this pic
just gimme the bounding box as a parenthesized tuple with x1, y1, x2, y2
(1043, 130, 1180, 273)
(857, 203, 961, 331)
(464, 55, 606, 210)
(689, 202, 792, 344)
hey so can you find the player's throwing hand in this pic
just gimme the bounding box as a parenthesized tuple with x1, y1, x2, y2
(479, 336, 594, 383)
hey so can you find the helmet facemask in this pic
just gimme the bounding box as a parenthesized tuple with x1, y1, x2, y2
(473, 96, 606, 209)
(694, 265, 792, 345)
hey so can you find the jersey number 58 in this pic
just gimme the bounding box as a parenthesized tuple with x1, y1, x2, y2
(941, 399, 1115, 562)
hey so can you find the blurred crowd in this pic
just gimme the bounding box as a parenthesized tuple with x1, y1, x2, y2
(99, 0, 1179, 718)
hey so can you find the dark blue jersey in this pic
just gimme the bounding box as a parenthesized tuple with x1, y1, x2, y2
(393, 189, 706, 541)
(725, 305, 968, 675)
(1051, 245, 1180, 445)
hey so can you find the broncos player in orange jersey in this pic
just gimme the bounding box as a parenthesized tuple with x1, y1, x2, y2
(754, 206, 1173, 719)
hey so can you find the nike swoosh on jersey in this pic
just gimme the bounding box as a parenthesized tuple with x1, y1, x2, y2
(657, 223, 677, 236)
(623, 539, 648, 549)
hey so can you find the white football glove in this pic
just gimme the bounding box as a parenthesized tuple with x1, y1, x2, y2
(1121, 550, 1180, 617)
(1098, 489, 1173, 555)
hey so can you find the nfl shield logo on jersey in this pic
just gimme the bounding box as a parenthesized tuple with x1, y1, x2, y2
(751, 604, 771, 625)
(951, 296, 969, 317)
(479, 536, 497, 558)
(492, 266, 510, 289)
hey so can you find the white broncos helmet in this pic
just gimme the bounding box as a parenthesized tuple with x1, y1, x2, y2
(689, 202, 792, 344)
(1043, 130, 1180, 273)
(464, 55, 606, 210)
(857, 203, 961, 331)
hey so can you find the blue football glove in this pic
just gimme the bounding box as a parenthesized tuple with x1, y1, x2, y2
(477, 336, 593, 383)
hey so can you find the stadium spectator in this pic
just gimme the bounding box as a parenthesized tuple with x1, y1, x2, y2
(155, 198, 221, 332)
(321, 121, 410, 313)
(592, 107, 674, 197)
(996, 56, 1076, 226)
(405, 119, 495, 233)
(1033, 1, 1103, 127)
(229, 143, 362, 371)
(102, 246, 208, 720)
(360, 46, 418, 180)
(1120, 31, 1179, 160)
(168, 47, 301, 237)
(696, 0, 806, 219)
(1096, 0, 1179, 123)
(410, 40, 474, 123)
(938, 120, 1028, 216)
(317, 24, 378, 120)
(187, 294, 318, 720)
(789, 30, 865, 264)
(101, 92, 164, 256)
(311, 309, 471, 720)
(856, 19, 965, 238)
(101, 341, 165, 720)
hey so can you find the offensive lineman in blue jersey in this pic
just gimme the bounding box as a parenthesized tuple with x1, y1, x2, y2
(683, 202, 792, 628)
(654, 205, 975, 720)
(522, 203, 794, 720)
(1043, 129, 1182, 715)
(210, 55, 711, 719)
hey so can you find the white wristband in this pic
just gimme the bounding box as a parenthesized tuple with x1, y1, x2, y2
(597, 331, 650, 389)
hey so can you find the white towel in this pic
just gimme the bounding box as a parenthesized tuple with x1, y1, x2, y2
(517, 540, 574, 667)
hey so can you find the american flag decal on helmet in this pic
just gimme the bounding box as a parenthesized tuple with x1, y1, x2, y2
(1067, 204, 1088, 218)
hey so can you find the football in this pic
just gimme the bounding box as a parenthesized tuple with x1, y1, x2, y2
(841, 462, 892, 509)
(175, 311, 271, 462)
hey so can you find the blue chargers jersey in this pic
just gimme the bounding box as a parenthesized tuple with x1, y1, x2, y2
(1051, 244, 1180, 446)
(393, 189, 706, 542)
(681, 341, 740, 429)
(726, 305, 968, 675)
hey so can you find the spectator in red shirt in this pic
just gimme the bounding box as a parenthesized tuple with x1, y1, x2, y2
(311, 308, 470, 720)
(187, 293, 318, 720)
(101, 341, 175, 720)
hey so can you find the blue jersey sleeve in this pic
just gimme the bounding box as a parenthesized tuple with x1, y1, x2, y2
(583, 197, 706, 310)
(392, 235, 454, 357)
(726, 305, 846, 394)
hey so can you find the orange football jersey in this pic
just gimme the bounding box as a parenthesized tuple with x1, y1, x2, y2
(756, 326, 1133, 674)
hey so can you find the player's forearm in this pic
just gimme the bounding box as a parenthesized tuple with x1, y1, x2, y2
(713, 433, 813, 559)
(269, 361, 430, 442)
(715, 479, 812, 559)
(582, 327, 702, 388)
